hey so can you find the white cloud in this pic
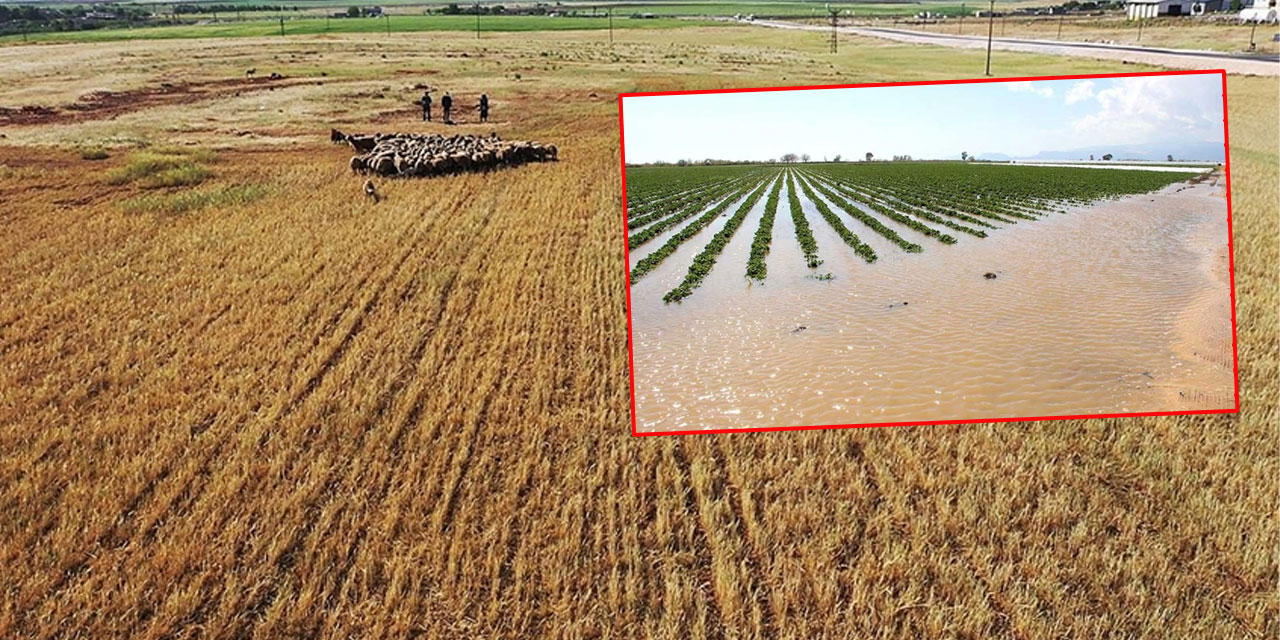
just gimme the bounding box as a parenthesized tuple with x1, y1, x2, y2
(1006, 81, 1054, 98)
(1071, 76, 1221, 145)
(1065, 80, 1095, 105)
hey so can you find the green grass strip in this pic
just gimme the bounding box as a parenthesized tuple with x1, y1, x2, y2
(663, 178, 772, 303)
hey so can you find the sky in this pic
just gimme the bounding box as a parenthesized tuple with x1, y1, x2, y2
(620, 75, 1226, 163)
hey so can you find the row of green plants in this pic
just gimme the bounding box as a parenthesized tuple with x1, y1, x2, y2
(629, 178, 764, 284)
(854, 176, 1037, 223)
(627, 177, 756, 248)
(857, 183, 999, 230)
(809, 175, 959, 245)
(794, 174, 881, 261)
(786, 172, 823, 269)
(885, 182, 1031, 224)
(821, 175, 988, 237)
(627, 177, 725, 224)
(627, 174, 754, 235)
(625, 162, 1205, 304)
(624, 165, 762, 219)
(745, 174, 785, 281)
(624, 169, 708, 213)
(663, 178, 773, 303)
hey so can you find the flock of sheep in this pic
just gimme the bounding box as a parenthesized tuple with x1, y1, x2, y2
(336, 130, 559, 178)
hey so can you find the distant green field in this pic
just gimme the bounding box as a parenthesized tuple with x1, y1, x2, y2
(0, 14, 706, 43)
(593, 2, 963, 16)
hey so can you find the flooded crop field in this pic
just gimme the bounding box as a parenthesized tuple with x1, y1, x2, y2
(625, 163, 1234, 432)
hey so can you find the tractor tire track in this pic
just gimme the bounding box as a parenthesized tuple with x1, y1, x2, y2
(710, 441, 778, 639)
(668, 439, 727, 640)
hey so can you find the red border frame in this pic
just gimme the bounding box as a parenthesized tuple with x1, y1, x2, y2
(619, 69, 1241, 438)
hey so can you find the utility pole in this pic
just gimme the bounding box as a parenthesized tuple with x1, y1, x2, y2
(608, 9, 614, 46)
(475, 1, 480, 39)
(828, 5, 840, 53)
(1249, 21, 1258, 51)
(278, 16, 284, 36)
(985, 0, 995, 75)
(959, 2, 964, 34)
(1137, 16, 1143, 43)
(1057, 11, 1063, 39)
(385, 13, 390, 35)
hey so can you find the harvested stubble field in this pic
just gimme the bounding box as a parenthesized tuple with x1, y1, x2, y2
(0, 25, 1276, 639)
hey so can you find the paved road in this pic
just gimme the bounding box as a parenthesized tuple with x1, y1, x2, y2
(753, 20, 1280, 76)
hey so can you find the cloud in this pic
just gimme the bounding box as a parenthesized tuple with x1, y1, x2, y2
(1071, 76, 1222, 145)
(1006, 81, 1054, 98)
(1065, 80, 1095, 105)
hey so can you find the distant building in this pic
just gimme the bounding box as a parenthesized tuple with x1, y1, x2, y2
(1125, 0, 1220, 18)
(1239, 0, 1278, 22)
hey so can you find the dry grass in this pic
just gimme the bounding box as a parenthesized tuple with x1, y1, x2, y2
(0, 26, 1275, 639)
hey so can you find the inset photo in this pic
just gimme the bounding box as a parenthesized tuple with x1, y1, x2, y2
(620, 71, 1238, 436)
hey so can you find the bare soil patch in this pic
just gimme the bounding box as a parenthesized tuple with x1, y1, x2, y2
(0, 76, 301, 127)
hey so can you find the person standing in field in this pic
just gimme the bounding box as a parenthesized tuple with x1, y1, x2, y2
(420, 90, 432, 122)
(442, 92, 453, 124)
(478, 93, 490, 123)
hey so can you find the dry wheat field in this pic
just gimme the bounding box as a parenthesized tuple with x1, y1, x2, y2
(0, 26, 1276, 639)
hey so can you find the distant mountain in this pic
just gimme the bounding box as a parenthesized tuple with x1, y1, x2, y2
(974, 152, 1012, 162)
(1020, 141, 1225, 163)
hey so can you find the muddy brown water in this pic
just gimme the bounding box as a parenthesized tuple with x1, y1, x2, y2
(628, 172, 1234, 433)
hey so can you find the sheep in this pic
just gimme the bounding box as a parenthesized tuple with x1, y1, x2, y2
(347, 135, 377, 153)
(342, 130, 557, 179)
(372, 155, 397, 176)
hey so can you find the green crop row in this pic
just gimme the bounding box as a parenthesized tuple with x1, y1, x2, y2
(629, 177, 763, 284)
(786, 172, 822, 269)
(794, 174, 880, 262)
(857, 183, 998, 231)
(627, 178, 756, 249)
(664, 177, 773, 303)
(627, 174, 754, 234)
(745, 174, 785, 281)
(811, 176, 958, 245)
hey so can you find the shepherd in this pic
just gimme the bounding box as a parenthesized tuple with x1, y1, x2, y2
(420, 90, 432, 122)
(441, 92, 453, 125)
(478, 93, 490, 123)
